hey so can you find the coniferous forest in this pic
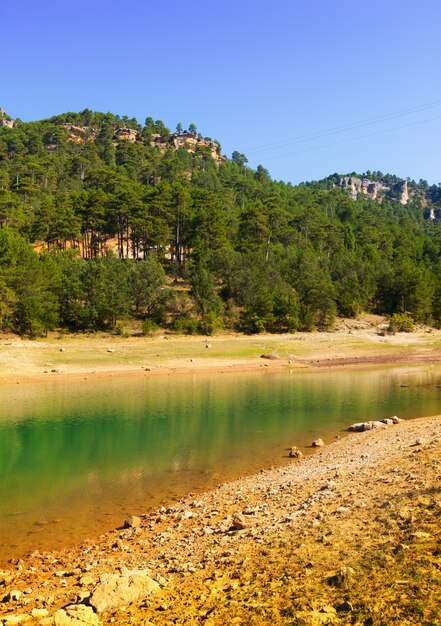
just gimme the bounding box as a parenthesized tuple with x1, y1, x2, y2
(1, 108, 441, 336)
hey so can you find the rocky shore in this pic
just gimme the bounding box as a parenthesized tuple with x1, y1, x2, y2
(1, 414, 441, 625)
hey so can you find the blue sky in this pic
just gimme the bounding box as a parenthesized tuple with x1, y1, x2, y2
(2, 0, 441, 184)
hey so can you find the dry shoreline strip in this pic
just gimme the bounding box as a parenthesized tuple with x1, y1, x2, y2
(1, 414, 441, 625)
(1, 318, 441, 384)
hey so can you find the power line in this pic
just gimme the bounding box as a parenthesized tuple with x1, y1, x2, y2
(247, 113, 441, 164)
(245, 99, 441, 156)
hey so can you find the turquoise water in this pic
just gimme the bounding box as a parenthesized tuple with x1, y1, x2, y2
(0, 365, 440, 561)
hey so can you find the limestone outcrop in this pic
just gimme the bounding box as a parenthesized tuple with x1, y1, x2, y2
(338, 176, 409, 204)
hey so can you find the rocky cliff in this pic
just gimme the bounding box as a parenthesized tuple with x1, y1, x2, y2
(61, 124, 226, 163)
(338, 176, 409, 204)
(0, 108, 14, 128)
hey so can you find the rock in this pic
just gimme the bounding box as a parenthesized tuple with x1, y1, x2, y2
(289, 446, 303, 458)
(390, 416, 402, 424)
(370, 420, 388, 430)
(88, 571, 160, 613)
(327, 566, 355, 588)
(2, 617, 31, 626)
(8, 590, 22, 601)
(79, 574, 95, 587)
(205, 343, 211, 348)
(106, 349, 115, 353)
(31, 609, 49, 618)
(54, 605, 99, 625)
(0, 570, 15, 585)
(312, 438, 324, 448)
(231, 514, 247, 530)
(348, 420, 387, 432)
(123, 515, 141, 529)
(413, 438, 424, 446)
(59, 348, 65, 352)
(336, 601, 353, 613)
(260, 353, 281, 360)
(348, 422, 366, 432)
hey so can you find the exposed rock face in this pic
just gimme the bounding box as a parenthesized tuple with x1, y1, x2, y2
(63, 124, 95, 144)
(338, 176, 409, 204)
(393, 180, 408, 204)
(0, 109, 14, 128)
(166, 132, 226, 163)
(0, 117, 14, 128)
(339, 176, 390, 201)
(114, 127, 139, 142)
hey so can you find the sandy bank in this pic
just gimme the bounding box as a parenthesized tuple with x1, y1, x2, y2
(1, 414, 441, 624)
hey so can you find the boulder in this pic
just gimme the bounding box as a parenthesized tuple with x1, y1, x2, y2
(348, 420, 388, 432)
(54, 604, 99, 625)
(88, 571, 160, 613)
(260, 353, 281, 360)
(312, 438, 325, 447)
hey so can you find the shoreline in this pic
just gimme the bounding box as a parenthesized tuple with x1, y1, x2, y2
(1, 414, 441, 624)
(1, 319, 441, 385)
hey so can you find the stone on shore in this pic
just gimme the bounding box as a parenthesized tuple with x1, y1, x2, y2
(312, 438, 325, 447)
(54, 604, 99, 625)
(2, 615, 31, 626)
(289, 446, 303, 458)
(231, 513, 247, 530)
(88, 571, 160, 613)
(348, 420, 387, 432)
(123, 515, 141, 529)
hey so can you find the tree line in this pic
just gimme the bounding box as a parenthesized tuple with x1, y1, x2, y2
(1, 108, 441, 336)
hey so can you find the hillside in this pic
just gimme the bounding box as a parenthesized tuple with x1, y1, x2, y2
(1, 108, 441, 337)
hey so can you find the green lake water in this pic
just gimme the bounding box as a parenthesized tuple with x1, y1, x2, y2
(0, 365, 440, 562)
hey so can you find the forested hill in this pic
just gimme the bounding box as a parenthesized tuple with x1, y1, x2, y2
(1, 107, 441, 337)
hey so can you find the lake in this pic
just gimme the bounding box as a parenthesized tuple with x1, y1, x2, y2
(0, 365, 440, 562)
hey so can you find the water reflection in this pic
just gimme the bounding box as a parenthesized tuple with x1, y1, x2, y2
(0, 365, 440, 560)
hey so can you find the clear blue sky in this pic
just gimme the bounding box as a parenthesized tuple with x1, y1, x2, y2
(2, 0, 441, 185)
